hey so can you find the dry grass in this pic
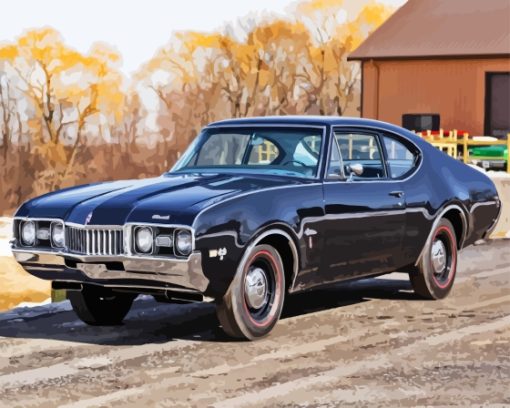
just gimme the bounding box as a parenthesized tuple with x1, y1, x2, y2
(0, 218, 66, 309)
(0, 218, 51, 311)
(0, 256, 51, 311)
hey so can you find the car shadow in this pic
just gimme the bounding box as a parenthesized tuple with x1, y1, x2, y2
(282, 276, 416, 319)
(0, 275, 416, 345)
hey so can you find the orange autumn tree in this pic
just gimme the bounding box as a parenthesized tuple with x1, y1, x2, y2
(0, 28, 125, 189)
(137, 31, 237, 161)
(139, 0, 393, 149)
(0, 1, 394, 214)
(295, 0, 393, 115)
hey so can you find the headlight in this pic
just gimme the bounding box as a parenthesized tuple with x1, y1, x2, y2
(175, 230, 192, 256)
(21, 221, 36, 246)
(51, 222, 65, 248)
(135, 227, 153, 253)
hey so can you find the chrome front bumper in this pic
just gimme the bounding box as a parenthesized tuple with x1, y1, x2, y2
(12, 249, 209, 293)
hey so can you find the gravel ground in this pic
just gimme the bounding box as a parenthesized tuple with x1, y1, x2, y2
(0, 240, 508, 407)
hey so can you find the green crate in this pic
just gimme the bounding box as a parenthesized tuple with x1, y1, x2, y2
(469, 145, 508, 160)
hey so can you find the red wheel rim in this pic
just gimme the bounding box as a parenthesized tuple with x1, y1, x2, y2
(242, 250, 283, 328)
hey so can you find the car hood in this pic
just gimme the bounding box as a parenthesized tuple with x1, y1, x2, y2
(16, 173, 303, 226)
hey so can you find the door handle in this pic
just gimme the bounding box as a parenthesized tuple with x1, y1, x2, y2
(389, 191, 404, 198)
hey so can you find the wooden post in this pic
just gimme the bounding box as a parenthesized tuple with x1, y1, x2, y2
(463, 132, 469, 164)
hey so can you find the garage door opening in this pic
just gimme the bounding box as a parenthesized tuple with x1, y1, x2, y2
(485, 72, 510, 138)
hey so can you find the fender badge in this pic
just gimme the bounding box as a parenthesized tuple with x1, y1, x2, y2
(304, 228, 317, 236)
(85, 212, 93, 225)
(152, 214, 170, 220)
(209, 247, 227, 261)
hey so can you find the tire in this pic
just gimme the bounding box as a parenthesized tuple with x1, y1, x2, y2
(216, 244, 285, 340)
(410, 218, 458, 300)
(68, 285, 135, 326)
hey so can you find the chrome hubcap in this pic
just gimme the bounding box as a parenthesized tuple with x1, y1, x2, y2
(245, 267, 268, 309)
(431, 239, 447, 274)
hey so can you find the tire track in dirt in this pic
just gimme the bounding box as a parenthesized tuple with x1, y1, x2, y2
(1, 262, 507, 376)
(0, 242, 508, 407)
(212, 314, 510, 408)
(25, 288, 510, 408)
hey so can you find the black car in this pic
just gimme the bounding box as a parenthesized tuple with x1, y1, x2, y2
(12, 116, 501, 339)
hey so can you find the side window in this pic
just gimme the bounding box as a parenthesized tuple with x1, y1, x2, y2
(335, 132, 385, 179)
(383, 135, 418, 178)
(248, 137, 279, 164)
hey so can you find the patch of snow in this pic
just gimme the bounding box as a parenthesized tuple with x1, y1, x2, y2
(0, 217, 13, 256)
(467, 165, 510, 179)
(0, 240, 11, 256)
(0, 216, 12, 224)
(0, 294, 155, 323)
(73, 356, 113, 370)
(488, 171, 510, 179)
(14, 298, 52, 308)
(0, 299, 72, 323)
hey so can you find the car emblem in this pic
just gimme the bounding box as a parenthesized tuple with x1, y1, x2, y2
(85, 212, 93, 225)
(209, 247, 227, 261)
(152, 214, 170, 220)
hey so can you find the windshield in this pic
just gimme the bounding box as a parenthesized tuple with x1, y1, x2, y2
(171, 127, 324, 179)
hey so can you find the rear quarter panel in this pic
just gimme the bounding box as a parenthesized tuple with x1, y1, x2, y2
(404, 139, 500, 261)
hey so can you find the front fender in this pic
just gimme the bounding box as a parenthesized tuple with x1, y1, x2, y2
(192, 183, 323, 297)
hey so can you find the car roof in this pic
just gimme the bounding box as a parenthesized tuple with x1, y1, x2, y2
(207, 116, 427, 146)
(209, 115, 382, 127)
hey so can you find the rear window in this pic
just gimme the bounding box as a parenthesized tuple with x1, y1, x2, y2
(383, 135, 419, 179)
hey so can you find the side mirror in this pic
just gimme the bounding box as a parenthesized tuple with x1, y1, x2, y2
(346, 163, 364, 181)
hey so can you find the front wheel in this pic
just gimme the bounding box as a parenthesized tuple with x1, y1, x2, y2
(68, 285, 135, 325)
(410, 218, 458, 299)
(216, 244, 285, 340)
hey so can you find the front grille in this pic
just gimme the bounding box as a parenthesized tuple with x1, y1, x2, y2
(65, 226, 124, 256)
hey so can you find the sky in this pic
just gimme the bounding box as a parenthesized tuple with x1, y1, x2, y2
(0, 0, 407, 74)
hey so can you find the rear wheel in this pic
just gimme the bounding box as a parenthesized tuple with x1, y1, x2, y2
(410, 218, 458, 299)
(216, 244, 285, 340)
(68, 285, 135, 325)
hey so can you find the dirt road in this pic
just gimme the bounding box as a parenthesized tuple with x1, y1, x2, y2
(0, 240, 509, 407)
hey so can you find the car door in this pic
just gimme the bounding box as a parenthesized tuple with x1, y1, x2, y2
(381, 131, 424, 267)
(321, 129, 407, 283)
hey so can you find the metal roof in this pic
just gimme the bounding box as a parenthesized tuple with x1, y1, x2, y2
(349, 0, 510, 60)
